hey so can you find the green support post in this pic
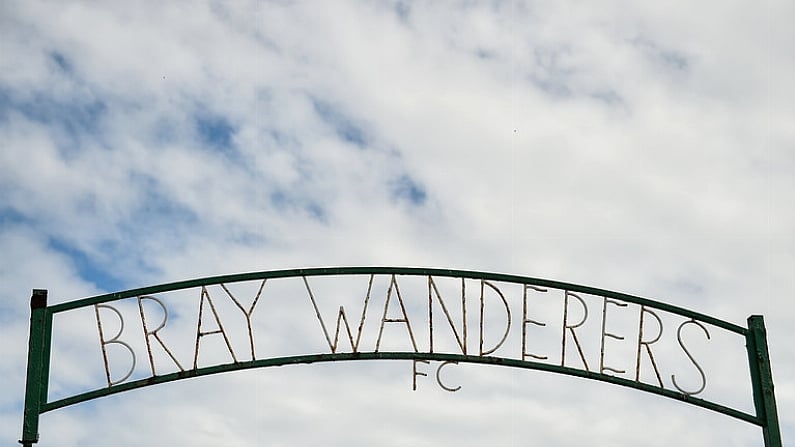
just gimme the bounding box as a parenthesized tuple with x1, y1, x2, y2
(19, 289, 48, 446)
(746, 315, 782, 447)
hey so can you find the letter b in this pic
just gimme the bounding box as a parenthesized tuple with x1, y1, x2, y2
(94, 304, 137, 386)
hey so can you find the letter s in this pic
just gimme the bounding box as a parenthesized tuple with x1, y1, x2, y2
(671, 319, 710, 396)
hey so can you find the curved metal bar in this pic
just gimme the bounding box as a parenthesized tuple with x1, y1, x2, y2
(48, 267, 747, 335)
(40, 351, 761, 426)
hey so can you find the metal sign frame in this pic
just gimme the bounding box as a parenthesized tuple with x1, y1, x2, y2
(19, 267, 782, 446)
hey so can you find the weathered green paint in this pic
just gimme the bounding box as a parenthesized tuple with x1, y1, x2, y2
(747, 316, 782, 447)
(19, 289, 48, 446)
(20, 268, 784, 445)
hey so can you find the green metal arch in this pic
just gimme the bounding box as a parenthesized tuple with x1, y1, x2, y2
(21, 267, 782, 446)
(42, 266, 752, 418)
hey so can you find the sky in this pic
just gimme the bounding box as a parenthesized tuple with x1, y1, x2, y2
(1, 1, 793, 446)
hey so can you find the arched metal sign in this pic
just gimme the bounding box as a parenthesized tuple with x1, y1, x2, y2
(19, 267, 782, 446)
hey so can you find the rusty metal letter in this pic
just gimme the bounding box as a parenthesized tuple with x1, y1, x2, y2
(376, 275, 418, 352)
(137, 295, 184, 376)
(94, 304, 136, 387)
(479, 280, 511, 356)
(436, 361, 461, 392)
(412, 359, 429, 390)
(561, 291, 590, 371)
(635, 305, 664, 387)
(599, 297, 628, 375)
(428, 276, 467, 354)
(221, 280, 266, 360)
(522, 285, 548, 361)
(193, 286, 238, 369)
(305, 275, 373, 354)
(671, 319, 710, 396)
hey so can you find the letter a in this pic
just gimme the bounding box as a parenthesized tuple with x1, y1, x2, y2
(193, 287, 238, 369)
(376, 275, 418, 352)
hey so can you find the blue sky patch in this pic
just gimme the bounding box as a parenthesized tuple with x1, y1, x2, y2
(0, 89, 10, 121)
(196, 113, 235, 150)
(134, 179, 199, 229)
(590, 89, 624, 106)
(390, 174, 427, 205)
(393, 1, 411, 22)
(271, 189, 327, 222)
(659, 50, 688, 70)
(125, 174, 200, 245)
(631, 37, 689, 72)
(305, 201, 327, 222)
(311, 98, 368, 148)
(530, 76, 572, 97)
(0, 207, 30, 226)
(0, 88, 107, 152)
(269, 189, 291, 211)
(50, 51, 72, 73)
(48, 238, 126, 292)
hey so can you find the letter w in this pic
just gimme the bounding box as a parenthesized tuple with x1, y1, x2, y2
(304, 275, 374, 353)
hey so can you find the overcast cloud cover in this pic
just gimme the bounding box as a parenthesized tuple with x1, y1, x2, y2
(1, 1, 793, 446)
